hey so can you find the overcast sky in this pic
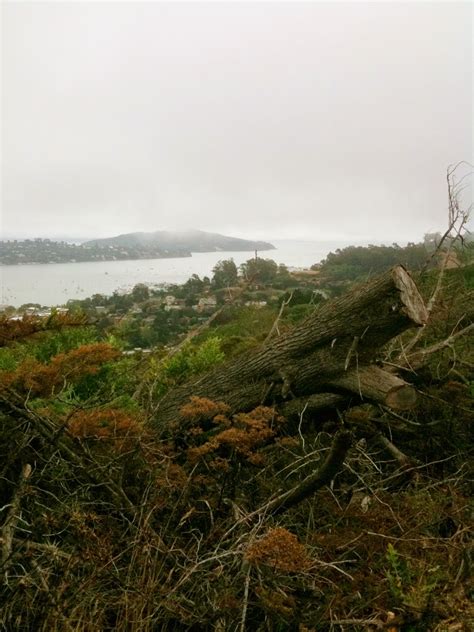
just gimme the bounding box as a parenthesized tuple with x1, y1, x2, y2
(2, 1, 472, 243)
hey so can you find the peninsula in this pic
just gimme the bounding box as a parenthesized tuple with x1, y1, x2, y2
(0, 230, 275, 265)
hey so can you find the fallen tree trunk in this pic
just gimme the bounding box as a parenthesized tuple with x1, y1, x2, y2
(280, 393, 347, 419)
(154, 266, 427, 431)
(329, 366, 417, 410)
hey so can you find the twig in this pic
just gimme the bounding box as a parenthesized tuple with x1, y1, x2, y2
(404, 322, 474, 371)
(330, 617, 385, 630)
(297, 402, 309, 453)
(375, 432, 416, 470)
(399, 163, 471, 359)
(239, 562, 251, 632)
(264, 291, 293, 344)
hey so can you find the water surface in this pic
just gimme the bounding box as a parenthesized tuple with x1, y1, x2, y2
(1, 240, 350, 307)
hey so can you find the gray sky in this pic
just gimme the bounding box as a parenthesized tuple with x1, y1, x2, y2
(2, 1, 472, 243)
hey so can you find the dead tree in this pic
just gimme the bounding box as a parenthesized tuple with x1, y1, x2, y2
(154, 266, 427, 431)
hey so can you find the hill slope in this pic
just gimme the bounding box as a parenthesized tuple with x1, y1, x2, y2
(85, 229, 275, 253)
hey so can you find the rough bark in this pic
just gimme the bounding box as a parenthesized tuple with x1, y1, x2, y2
(154, 266, 427, 431)
(280, 393, 347, 419)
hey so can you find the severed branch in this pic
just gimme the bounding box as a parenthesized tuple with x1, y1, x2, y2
(14, 538, 72, 560)
(1, 463, 32, 574)
(264, 430, 353, 516)
(329, 366, 417, 410)
(402, 322, 474, 372)
(374, 431, 417, 471)
(399, 163, 471, 360)
(281, 393, 347, 418)
(155, 265, 427, 430)
(264, 291, 294, 343)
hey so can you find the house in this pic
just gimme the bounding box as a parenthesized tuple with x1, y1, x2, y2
(313, 289, 329, 299)
(194, 296, 217, 313)
(244, 300, 267, 308)
(142, 299, 163, 313)
(164, 301, 186, 312)
(122, 348, 152, 356)
(164, 295, 186, 311)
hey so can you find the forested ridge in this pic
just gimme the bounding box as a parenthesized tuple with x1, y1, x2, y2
(0, 236, 473, 630)
(0, 230, 274, 266)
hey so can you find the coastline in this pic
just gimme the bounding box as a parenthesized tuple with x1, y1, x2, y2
(0, 246, 277, 267)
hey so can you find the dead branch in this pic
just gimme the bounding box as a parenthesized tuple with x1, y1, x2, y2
(399, 164, 471, 359)
(402, 322, 474, 371)
(264, 430, 353, 516)
(264, 290, 293, 343)
(1, 463, 32, 575)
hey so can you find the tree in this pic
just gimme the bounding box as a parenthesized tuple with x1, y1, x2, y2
(212, 259, 238, 288)
(131, 283, 150, 302)
(319, 243, 430, 282)
(183, 274, 205, 293)
(240, 257, 278, 284)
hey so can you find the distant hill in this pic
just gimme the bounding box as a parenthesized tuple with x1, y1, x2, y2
(84, 230, 275, 253)
(1, 231, 275, 265)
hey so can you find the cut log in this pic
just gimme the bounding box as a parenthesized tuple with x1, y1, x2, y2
(154, 266, 426, 431)
(329, 366, 417, 410)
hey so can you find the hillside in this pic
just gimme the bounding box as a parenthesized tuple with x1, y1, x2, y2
(0, 253, 473, 631)
(1, 231, 275, 265)
(85, 229, 275, 253)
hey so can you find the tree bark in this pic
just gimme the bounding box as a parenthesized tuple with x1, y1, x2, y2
(154, 266, 427, 431)
(329, 366, 417, 410)
(280, 393, 347, 419)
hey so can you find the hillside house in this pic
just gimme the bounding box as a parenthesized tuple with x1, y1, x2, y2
(164, 297, 186, 312)
(244, 300, 267, 308)
(194, 296, 217, 313)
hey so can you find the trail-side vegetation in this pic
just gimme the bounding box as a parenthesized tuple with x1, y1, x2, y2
(1, 171, 473, 631)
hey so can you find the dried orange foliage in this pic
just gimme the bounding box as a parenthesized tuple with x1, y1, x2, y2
(245, 527, 311, 573)
(186, 405, 284, 464)
(0, 343, 120, 397)
(155, 462, 189, 492)
(214, 407, 282, 456)
(254, 586, 296, 618)
(0, 313, 88, 346)
(180, 396, 230, 423)
(68, 408, 142, 450)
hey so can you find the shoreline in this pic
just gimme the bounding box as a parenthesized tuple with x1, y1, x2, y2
(0, 247, 277, 267)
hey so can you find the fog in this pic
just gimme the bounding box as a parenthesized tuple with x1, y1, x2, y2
(2, 1, 472, 243)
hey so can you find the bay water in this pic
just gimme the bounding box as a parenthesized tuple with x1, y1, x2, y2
(0, 240, 353, 307)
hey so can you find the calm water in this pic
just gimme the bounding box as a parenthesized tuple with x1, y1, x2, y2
(0, 240, 352, 307)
